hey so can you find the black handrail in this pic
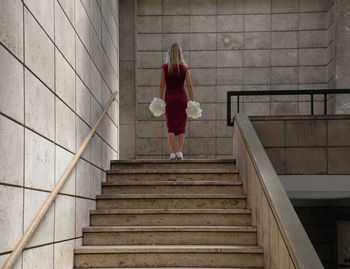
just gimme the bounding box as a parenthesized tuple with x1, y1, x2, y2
(227, 89, 350, 126)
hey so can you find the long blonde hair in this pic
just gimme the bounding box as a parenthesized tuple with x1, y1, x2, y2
(166, 43, 187, 75)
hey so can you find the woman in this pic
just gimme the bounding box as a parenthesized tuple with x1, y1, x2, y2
(158, 43, 194, 160)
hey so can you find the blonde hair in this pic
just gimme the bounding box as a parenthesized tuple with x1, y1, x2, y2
(166, 43, 187, 75)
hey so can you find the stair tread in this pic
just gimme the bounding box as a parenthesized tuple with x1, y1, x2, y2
(96, 193, 246, 199)
(90, 208, 251, 215)
(83, 225, 257, 232)
(107, 169, 238, 174)
(102, 181, 242, 186)
(76, 267, 261, 269)
(111, 159, 236, 164)
(74, 245, 263, 254)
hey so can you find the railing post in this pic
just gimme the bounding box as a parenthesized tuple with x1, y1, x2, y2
(237, 95, 240, 113)
(227, 92, 233, 126)
(324, 94, 327, 115)
(311, 94, 314, 115)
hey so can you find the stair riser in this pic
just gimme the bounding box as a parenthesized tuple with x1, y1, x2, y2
(90, 214, 251, 226)
(107, 173, 240, 183)
(111, 163, 236, 170)
(74, 253, 263, 268)
(83, 231, 257, 245)
(102, 185, 243, 195)
(96, 198, 246, 210)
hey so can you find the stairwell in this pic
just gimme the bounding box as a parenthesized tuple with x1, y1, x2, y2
(74, 160, 264, 268)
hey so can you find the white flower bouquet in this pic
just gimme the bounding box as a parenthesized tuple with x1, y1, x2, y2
(149, 97, 166, 117)
(186, 101, 202, 119)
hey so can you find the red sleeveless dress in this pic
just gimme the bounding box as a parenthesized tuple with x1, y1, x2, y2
(161, 63, 189, 135)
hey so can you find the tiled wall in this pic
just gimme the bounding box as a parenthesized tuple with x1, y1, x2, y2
(251, 115, 350, 175)
(0, 0, 119, 268)
(133, 0, 334, 159)
(334, 0, 350, 113)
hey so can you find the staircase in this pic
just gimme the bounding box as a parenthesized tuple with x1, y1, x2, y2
(74, 160, 264, 268)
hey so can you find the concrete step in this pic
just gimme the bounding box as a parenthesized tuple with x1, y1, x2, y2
(107, 172, 239, 183)
(74, 267, 264, 269)
(90, 209, 251, 226)
(82, 225, 257, 246)
(96, 194, 247, 210)
(74, 245, 263, 268)
(101, 181, 244, 195)
(110, 159, 236, 171)
(107, 168, 238, 176)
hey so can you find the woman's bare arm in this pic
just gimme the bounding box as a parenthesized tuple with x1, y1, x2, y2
(185, 70, 194, 101)
(158, 69, 166, 99)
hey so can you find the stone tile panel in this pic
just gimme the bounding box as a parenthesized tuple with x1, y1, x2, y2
(0, 0, 23, 59)
(217, 68, 243, 85)
(300, 12, 328, 30)
(327, 120, 350, 146)
(190, 33, 216, 50)
(244, 68, 270, 84)
(25, 70, 55, 140)
(0, 185, 23, 253)
(286, 120, 327, 146)
(271, 49, 298, 67)
(244, 50, 270, 67)
(217, 33, 243, 50)
(190, 51, 217, 68)
(265, 148, 285, 174)
(252, 120, 285, 146)
(137, 16, 162, 34)
(55, 1, 75, 66)
(328, 148, 350, 174)
(271, 102, 298, 115)
(244, 32, 270, 49)
(271, 14, 298, 31)
(272, 31, 298, 48)
(163, 16, 190, 33)
(285, 148, 327, 174)
(137, 0, 162, 15)
(190, 16, 216, 32)
(0, 45, 24, 123)
(56, 98, 76, 152)
(217, 51, 243, 67)
(217, 0, 244, 14)
(25, 9, 54, 89)
(244, 14, 271, 32)
(190, 0, 216, 15)
(217, 15, 243, 32)
(163, 0, 189, 15)
(271, 0, 298, 13)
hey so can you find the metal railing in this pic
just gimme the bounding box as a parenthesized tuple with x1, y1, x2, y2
(227, 89, 350, 126)
(2, 91, 118, 269)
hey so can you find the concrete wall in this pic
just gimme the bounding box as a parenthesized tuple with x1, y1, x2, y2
(131, 0, 335, 159)
(0, 0, 119, 268)
(334, 0, 350, 113)
(251, 115, 350, 175)
(119, 0, 136, 159)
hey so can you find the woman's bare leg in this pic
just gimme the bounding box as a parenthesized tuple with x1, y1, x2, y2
(178, 133, 185, 152)
(168, 132, 176, 153)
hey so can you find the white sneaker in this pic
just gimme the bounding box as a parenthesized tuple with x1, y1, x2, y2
(170, 153, 176, 160)
(176, 152, 183, 160)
